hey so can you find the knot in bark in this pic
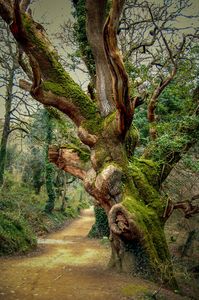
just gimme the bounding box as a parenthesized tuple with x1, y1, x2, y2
(108, 204, 143, 242)
(95, 164, 123, 202)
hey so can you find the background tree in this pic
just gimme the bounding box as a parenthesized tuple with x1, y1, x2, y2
(0, 19, 39, 186)
(0, 0, 199, 288)
(43, 109, 56, 213)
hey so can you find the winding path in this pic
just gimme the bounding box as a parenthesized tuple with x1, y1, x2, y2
(0, 209, 189, 300)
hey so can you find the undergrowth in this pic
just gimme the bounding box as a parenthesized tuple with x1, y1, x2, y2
(0, 176, 87, 256)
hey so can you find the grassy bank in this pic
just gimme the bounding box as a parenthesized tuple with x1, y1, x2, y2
(0, 177, 88, 256)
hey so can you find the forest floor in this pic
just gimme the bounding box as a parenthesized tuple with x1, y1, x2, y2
(0, 208, 193, 300)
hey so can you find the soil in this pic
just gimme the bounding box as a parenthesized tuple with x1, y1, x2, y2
(0, 208, 191, 300)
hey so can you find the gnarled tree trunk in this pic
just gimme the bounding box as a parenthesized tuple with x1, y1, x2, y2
(1, 0, 198, 289)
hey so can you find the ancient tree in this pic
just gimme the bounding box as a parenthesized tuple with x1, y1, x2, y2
(0, 0, 199, 287)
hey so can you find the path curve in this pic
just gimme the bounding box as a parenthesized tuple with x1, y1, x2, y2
(0, 208, 190, 300)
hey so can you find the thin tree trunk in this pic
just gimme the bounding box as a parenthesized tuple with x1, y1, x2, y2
(0, 67, 14, 187)
(60, 174, 67, 212)
(44, 110, 56, 213)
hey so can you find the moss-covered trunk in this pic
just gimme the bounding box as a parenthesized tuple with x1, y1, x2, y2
(108, 194, 175, 286)
(44, 110, 56, 213)
(83, 117, 177, 288)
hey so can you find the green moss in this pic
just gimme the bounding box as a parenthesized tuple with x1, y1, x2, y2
(0, 211, 36, 255)
(88, 206, 109, 238)
(121, 283, 148, 297)
(122, 195, 173, 281)
(22, 15, 102, 133)
(63, 143, 90, 162)
(42, 81, 98, 118)
(125, 125, 139, 158)
(103, 111, 117, 128)
(127, 163, 163, 211)
(81, 117, 103, 134)
(132, 158, 160, 187)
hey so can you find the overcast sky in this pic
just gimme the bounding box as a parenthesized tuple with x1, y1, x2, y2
(0, 0, 199, 118)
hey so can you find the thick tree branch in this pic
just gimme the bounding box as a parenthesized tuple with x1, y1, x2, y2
(147, 67, 177, 140)
(0, 0, 102, 137)
(18, 46, 33, 80)
(163, 198, 199, 221)
(19, 79, 85, 127)
(86, 0, 114, 116)
(103, 0, 133, 137)
(48, 146, 87, 180)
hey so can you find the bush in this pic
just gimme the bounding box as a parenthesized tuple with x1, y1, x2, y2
(0, 211, 36, 255)
(88, 206, 109, 238)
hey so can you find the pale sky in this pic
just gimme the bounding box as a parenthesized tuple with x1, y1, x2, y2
(0, 0, 199, 118)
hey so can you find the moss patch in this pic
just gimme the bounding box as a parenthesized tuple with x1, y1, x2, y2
(121, 283, 148, 297)
(0, 211, 36, 256)
(22, 14, 102, 133)
(122, 195, 173, 283)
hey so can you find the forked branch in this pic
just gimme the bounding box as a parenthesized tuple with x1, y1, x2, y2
(0, 0, 101, 136)
(147, 67, 177, 140)
(103, 0, 133, 136)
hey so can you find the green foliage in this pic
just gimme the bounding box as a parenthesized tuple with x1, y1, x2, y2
(44, 110, 56, 213)
(72, 0, 96, 79)
(182, 152, 199, 173)
(0, 179, 77, 255)
(63, 206, 79, 218)
(0, 211, 36, 255)
(22, 147, 45, 194)
(88, 206, 109, 238)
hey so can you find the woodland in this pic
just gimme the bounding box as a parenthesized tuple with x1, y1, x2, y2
(0, 0, 199, 299)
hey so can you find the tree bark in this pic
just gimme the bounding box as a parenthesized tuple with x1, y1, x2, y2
(1, 0, 198, 289)
(0, 66, 14, 187)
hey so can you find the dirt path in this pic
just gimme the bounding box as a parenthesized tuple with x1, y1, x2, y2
(0, 208, 190, 300)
